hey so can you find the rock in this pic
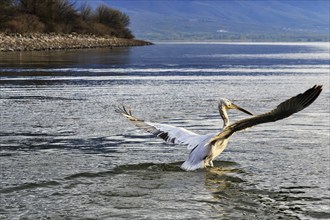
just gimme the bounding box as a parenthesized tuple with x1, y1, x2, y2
(0, 33, 153, 52)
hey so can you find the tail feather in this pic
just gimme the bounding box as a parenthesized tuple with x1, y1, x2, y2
(181, 160, 205, 171)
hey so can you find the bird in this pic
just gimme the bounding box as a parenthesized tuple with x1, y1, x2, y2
(115, 98, 253, 170)
(115, 85, 322, 171)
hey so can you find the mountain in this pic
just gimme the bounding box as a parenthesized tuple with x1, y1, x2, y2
(76, 0, 329, 41)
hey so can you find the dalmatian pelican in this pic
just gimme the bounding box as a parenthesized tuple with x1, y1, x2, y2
(115, 85, 322, 171)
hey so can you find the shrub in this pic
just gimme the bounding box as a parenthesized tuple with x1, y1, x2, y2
(4, 14, 45, 33)
(0, 0, 135, 38)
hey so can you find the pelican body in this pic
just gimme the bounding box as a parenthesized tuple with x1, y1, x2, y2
(115, 85, 322, 171)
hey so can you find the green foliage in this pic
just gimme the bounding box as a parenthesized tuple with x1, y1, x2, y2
(0, 0, 134, 39)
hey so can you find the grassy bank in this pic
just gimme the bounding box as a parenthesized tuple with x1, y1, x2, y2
(0, 33, 152, 52)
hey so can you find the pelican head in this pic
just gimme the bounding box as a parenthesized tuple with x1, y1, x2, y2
(219, 98, 253, 115)
(218, 98, 253, 127)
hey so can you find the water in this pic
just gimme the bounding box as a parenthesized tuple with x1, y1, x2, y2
(0, 42, 329, 219)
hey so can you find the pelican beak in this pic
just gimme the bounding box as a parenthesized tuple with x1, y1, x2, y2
(232, 103, 253, 115)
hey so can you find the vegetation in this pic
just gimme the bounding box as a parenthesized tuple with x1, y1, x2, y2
(0, 0, 134, 39)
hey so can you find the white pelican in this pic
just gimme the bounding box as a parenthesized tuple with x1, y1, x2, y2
(115, 85, 322, 171)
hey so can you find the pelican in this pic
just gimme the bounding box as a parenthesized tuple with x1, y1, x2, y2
(115, 85, 322, 171)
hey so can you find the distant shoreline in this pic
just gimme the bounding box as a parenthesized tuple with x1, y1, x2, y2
(0, 33, 153, 52)
(153, 41, 329, 45)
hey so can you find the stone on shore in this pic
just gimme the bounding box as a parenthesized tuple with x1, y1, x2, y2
(0, 33, 152, 52)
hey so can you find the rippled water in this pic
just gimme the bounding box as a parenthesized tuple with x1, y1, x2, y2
(1, 42, 329, 219)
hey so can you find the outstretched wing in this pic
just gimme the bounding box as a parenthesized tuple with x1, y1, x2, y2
(115, 106, 208, 149)
(210, 85, 322, 143)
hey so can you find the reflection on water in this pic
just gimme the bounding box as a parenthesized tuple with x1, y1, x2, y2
(0, 43, 329, 219)
(0, 47, 131, 68)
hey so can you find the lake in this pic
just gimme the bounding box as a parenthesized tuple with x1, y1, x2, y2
(0, 42, 329, 219)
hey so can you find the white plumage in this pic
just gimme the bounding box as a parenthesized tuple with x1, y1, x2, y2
(115, 85, 322, 171)
(115, 98, 252, 171)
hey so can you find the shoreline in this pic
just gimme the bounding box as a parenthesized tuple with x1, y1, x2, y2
(0, 33, 153, 52)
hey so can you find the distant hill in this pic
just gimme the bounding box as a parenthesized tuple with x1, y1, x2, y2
(76, 0, 329, 41)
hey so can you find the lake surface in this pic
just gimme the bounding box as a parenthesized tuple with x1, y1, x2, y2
(0, 42, 329, 219)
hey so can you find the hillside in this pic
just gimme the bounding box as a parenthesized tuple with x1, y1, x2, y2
(81, 0, 329, 41)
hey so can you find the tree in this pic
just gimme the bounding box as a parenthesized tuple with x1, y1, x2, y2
(79, 2, 92, 22)
(0, 0, 135, 38)
(94, 4, 133, 38)
(0, 0, 17, 28)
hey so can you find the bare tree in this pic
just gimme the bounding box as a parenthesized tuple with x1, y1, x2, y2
(79, 2, 92, 21)
(1, 0, 135, 38)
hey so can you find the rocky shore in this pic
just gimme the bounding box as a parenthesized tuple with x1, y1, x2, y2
(0, 33, 152, 52)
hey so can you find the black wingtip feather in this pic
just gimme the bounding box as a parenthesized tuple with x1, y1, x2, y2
(301, 85, 322, 108)
(114, 105, 133, 116)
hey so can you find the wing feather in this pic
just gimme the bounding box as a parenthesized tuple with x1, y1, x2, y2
(210, 85, 322, 143)
(115, 106, 206, 149)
